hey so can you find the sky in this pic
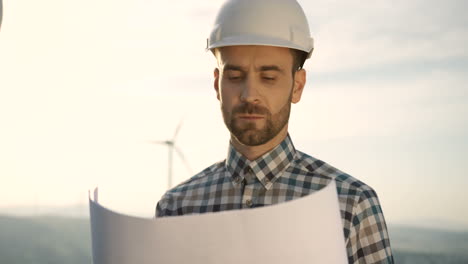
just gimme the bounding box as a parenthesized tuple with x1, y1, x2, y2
(0, 0, 467, 228)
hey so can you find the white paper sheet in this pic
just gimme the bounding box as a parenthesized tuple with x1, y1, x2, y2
(89, 181, 347, 264)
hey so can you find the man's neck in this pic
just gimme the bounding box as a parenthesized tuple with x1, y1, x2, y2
(230, 125, 289, 161)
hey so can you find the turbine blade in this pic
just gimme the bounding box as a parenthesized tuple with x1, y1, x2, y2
(172, 119, 184, 141)
(148, 140, 169, 145)
(174, 146, 192, 174)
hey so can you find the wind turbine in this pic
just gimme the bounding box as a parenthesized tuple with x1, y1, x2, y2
(0, 0, 3, 31)
(150, 121, 192, 189)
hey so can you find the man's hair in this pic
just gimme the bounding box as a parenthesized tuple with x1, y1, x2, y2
(290, 49, 308, 74)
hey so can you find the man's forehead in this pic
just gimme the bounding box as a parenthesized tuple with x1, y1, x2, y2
(216, 45, 293, 69)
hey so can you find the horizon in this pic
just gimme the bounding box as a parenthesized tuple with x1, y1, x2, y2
(2, 201, 468, 233)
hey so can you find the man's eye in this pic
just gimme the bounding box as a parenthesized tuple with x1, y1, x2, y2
(228, 76, 242, 80)
(262, 76, 276, 81)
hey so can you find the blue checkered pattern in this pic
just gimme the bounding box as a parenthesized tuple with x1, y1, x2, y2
(156, 135, 394, 263)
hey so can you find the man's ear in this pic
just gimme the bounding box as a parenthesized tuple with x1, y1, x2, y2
(291, 69, 306, 104)
(214, 68, 220, 101)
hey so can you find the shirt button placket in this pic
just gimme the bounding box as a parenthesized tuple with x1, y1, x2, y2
(242, 166, 254, 208)
(234, 176, 242, 184)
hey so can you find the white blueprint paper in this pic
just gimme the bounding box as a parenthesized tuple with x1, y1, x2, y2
(89, 181, 347, 264)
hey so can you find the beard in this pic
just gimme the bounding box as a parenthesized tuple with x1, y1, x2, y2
(221, 92, 292, 146)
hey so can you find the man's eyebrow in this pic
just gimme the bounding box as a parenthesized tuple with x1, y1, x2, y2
(223, 64, 284, 73)
(258, 65, 284, 73)
(223, 64, 244, 72)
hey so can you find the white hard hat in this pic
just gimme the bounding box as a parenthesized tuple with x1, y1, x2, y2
(206, 0, 314, 58)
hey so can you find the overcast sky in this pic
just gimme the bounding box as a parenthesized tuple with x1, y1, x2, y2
(0, 0, 467, 228)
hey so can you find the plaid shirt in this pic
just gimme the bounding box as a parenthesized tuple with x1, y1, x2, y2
(156, 135, 394, 263)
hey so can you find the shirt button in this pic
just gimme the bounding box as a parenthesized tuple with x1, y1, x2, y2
(234, 176, 242, 184)
(246, 199, 253, 207)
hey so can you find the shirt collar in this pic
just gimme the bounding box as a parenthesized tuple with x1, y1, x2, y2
(226, 134, 297, 189)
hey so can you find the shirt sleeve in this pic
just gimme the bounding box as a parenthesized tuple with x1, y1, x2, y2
(155, 201, 164, 218)
(155, 193, 180, 218)
(346, 189, 394, 263)
(155, 194, 170, 218)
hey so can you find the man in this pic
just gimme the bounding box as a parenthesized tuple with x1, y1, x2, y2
(156, 0, 393, 263)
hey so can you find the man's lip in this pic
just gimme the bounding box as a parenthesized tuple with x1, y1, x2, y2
(237, 115, 265, 120)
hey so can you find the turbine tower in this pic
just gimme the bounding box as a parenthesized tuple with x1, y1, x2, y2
(151, 121, 191, 189)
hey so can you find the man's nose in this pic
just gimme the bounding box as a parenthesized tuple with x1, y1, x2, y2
(240, 77, 260, 104)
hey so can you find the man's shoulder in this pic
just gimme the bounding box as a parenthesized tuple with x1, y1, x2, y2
(161, 160, 227, 197)
(295, 150, 379, 202)
(156, 160, 229, 217)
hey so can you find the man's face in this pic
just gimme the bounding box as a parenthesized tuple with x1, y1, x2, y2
(214, 45, 305, 146)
